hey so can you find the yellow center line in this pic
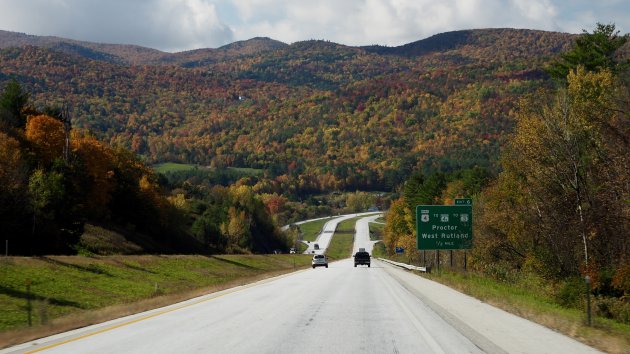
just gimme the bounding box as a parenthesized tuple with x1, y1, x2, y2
(25, 269, 307, 353)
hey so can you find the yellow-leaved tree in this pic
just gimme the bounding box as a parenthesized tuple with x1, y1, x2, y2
(477, 67, 629, 286)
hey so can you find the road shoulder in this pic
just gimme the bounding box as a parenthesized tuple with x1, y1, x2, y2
(379, 260, 602, 354)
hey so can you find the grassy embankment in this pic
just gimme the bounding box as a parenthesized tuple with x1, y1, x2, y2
(298, 218, 330, 242)
(368, 221, 384, 241)
(367, 225, 630, 354)
(326, 218, 359, 260)
(0, 254, 311, 348)
(425, 269, 630, 353)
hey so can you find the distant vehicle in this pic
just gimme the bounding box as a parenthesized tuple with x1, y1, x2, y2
(354, 251, 371, 267)
(312, 254, 328, 268)
(314, 243, 320, 250)
(290, 248, 296, 254)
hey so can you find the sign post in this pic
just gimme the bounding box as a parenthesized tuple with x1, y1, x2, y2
(416, 204, 473, 250)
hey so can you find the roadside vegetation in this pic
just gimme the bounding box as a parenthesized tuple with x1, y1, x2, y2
(325, 218, 359, 260)
(369, 222, 384, 241)
(382, 23, 629, 332)
(423, 268, 630, 354)
(0, 254, 312, 347)
(371, 242, 387, 259)
(297, 218, 329, 242)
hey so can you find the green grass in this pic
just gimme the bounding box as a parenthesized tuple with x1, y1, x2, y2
(297, 242, 308, 253)
(298, 218, 330, 242)
(0, 255, 311, 334)
(153, 164, 263, 176)
(325, 218, 360, 260)
(227, 167, 264, 176)
(372, 242, 387, 258)
(336, 218, 358, 233)
(369, 222, 384, 241)
(326, 233, 355, 260)
(153, 162, 197, 174)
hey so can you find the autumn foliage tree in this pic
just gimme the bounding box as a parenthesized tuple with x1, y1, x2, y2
(0, 82, 206, 255)
(26, 115, 65, 165)
(0, 132, 30, 241)
(474, 67, 629, 291)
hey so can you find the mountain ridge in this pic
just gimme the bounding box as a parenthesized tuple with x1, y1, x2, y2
(0, 28, 574, 65)
(0, 28, 581, 191)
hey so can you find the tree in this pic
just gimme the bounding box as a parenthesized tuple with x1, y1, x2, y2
(383, 198, 413, 255)
(25, 115, 65, 165)
(28, 166, 81, 254)
(404, 171, 446, 214)
(547, 23, 629, 81)
(71, 135, 116, 219)
(481, 67, 629, 282)
(0, 79, 29, 131)
(0, 132, 30, 250)
(222, 207, 252, 250)
(345, 191, 376, 212)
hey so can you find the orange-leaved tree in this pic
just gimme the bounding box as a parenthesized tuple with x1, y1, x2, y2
(25, 114, 65, 165)
(71, 134, 115, 219)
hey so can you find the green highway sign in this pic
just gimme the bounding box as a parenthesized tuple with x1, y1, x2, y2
(416, 205, 473, 250)
(455, 198, 472, 205)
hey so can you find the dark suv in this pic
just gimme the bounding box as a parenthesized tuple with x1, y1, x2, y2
(354, 251, 370, 267)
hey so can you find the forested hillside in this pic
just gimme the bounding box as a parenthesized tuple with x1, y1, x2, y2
(383, 24, 629, 323)
(0, 28, 574, 194)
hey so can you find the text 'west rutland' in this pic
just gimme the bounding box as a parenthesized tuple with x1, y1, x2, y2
(421, 233, 470, 239)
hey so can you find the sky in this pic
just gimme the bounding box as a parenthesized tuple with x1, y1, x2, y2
(0, 0, 628, 52)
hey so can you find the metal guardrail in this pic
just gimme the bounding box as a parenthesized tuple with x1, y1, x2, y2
(378, 258, 430, 273)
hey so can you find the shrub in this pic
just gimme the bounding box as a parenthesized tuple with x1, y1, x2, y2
(593, 296, 630, 324)
(554, 277, 586, 308)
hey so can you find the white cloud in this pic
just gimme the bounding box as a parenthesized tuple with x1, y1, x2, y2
(0, 0, 235, 52)
(0, 0, 627, 51)
(228, 0, 565, 46)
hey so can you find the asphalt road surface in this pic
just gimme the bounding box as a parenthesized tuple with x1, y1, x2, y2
(352, 213, 382, 254)
(2, 215, 601, 354)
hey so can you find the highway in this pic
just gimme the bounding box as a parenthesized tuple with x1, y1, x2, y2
(352, 213, 382, 254)
(302, 212, 380, 255)
(4, 260, 485, 354)
(1, 215, 602, 354)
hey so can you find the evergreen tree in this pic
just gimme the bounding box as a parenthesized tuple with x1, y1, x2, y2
(0, 79, 29, 131)
(547, 23, 629, 81)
